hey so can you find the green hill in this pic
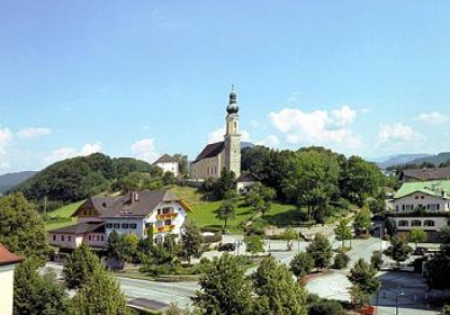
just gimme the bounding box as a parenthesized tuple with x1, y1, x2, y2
(12, 153, 158, 203)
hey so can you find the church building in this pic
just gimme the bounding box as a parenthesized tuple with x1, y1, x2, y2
(190, 88, 241, 180)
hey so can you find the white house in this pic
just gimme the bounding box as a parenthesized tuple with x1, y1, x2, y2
(236, 172, 259, 194)
(0, 243, 22, 315)
(153, 154, 180, 178)
(48, 190, 192, 249)
(390, 180, 450, 241)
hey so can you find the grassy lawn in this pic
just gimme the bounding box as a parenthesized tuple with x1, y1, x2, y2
(47, 200, 84, 218)
(170, 186, 300, 233)
(44, 200, 84, 230)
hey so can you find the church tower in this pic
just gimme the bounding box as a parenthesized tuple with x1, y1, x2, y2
(224, 86, 241, 178)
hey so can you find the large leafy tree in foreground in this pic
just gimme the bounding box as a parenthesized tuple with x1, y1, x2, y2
(194, 253, 253, 315)
(71, 265, 130, 315)
(347, 258, 380, 295)
(63, 242, 101, 289)
(0, 193, 49, 264)
(252, 256, 307, 315)
(14, 259, 71, 315)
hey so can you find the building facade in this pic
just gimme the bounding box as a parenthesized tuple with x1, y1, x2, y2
(190, 87, 241, 180)
(390, 180, 450, 242)
(48, 190, 192, 249)
(153, 154, 180, 178)
(0, 243, 22, 315)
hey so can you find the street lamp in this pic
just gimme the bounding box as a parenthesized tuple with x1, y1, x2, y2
(395, 288, 405, 315)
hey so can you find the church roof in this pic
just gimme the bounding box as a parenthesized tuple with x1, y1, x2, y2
(154, 154, 178, 164)
(193, 142, 225, 162)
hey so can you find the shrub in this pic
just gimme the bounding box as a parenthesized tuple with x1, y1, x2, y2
(308, 299, 346, 315)
(290, 252, 314, 277)
(333, 253, 350, 269)
(202, 233, 222, 244)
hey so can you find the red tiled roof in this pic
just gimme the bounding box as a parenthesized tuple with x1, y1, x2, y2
(0, 243, 23, 266)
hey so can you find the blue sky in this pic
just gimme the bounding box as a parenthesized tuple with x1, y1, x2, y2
(1, 1, 450, 174)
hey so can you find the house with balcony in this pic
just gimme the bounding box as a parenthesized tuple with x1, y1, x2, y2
(48, 190, 192, 250)
(389, 180, 450, 241)
(0, 243, 22, 315)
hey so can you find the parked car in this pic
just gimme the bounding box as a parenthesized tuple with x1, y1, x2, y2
(218, 242, 236, 252)
(414, 247, 428, 256)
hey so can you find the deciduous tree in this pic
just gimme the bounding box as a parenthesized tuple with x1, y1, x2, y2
(409, 228, 426, 249)
(215, 200, 236, 228)
(384, 236, 413, 267)
(334, 218, 352, 249)
(245, 235, 265, 259)
(182, 221, 203, 265)
(0, 193, 49, 265)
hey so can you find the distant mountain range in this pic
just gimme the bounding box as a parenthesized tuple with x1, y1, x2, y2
(0, 171, 38, 195)
(371, 152, 450, 168)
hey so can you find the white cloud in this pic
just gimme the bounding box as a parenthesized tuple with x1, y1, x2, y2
(208, 127, 225, 144)
(44, 143, 102, 165)
(0, 124, 13, 155)
(130, 138, 159, 163)
(331, 105, 356, 126)
(208, 126, 251, 143)
(414, 111, 448, 125)
(257, 135, 280, 147)
(376, 123, 424, 145)
(269, 105, 361, 148)
(18, 127, 52, 139)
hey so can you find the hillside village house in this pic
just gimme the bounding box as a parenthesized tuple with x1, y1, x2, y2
(390, 180, 450, 241)
(0, 243, 22, 315)
(153, 154, 180, 178)
(48, 190, 191, 250)
(190, 87, 241, 180)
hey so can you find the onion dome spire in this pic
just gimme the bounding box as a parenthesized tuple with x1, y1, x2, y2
(226, 84, 239, 114)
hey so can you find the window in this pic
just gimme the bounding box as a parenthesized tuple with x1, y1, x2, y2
(113, 223, 120, 229)
(421, 196, 425, 199)
(101, 236, 104, 241)
(89, 235, 92, 241)
(96, 235, 100, 241)
(415, 196, 419, 199)
(424, 220, 435, 227)
(130, 224, 137, 229)
(164, 219, 172, 226)
(68, 236, 72, 242)
(53, 234, 56, 241)
(122, 223, 129, 229)
(162, 207, 172, 215)
(412, 220, 422, 227)
(437, 204, 441, 210)
(399, 220, 409, 227)
(61, 235, 65, 241)
(395, 205, 399, 212)
(106, 223, 113, 228)
(402, 205, 405, 211)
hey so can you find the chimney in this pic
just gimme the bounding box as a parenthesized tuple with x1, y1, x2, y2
(130, 191, 139, 203)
